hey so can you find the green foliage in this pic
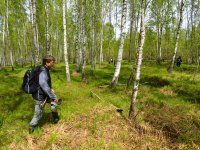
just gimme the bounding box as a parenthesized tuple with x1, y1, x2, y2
(0, 63, 200, 148)
(143, 28, 157, 60)
(48, 132, 58, 144)
(1, 0, 200, 67)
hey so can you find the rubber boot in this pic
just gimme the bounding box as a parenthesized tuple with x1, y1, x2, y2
(52, 112, 59, 124)
(29, 125, 35, 134)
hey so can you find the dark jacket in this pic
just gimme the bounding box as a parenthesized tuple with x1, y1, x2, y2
(32, 66, 57, 101)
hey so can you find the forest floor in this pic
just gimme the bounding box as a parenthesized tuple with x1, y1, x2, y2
(0, 62, 200, 149)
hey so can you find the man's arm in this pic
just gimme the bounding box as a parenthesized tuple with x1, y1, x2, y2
(39, 71, 57, 100)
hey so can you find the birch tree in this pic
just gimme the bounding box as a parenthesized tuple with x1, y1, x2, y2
(128, 0, 135, 62)
(0, 0, 199, 69)
(53, 0, 62, 63)
(74, 0, 81, 72)
(99, 3, 104, 67)
(0, 16, 6, 70)
(44, 0, 51, 55)
(99, 0, 108, 67)
(108, 0, 113, 63)
(188, 0, 199, 63)
(62, 0, 71, 81)
(5, 0, 14, 70)
(167, 0, 184, 73)
(134, 3, 140, 57)
(127, 0, 140, 88)
(22, 21, 28, 64)
(114, 0, 118, 40)
(31, 0, 40, 65)
(110, 0, 127, 87)
(16, 19, 23, 67)
(129, 0, 146, 118)
(150, 0, 168, 64)
(188, 0, 195, 64)
(81, 0, 87, 82)
(91, 0, 96, 74)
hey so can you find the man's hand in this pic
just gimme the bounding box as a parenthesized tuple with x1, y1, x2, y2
(51, 99, 58, 105)
(52, 99, 62, 105)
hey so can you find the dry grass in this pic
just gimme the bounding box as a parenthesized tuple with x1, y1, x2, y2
(71, 70, 81, 77)
(7, 104, 191, 150)
(160, 87, 177, 97)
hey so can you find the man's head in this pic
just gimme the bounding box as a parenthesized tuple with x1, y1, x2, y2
(43, 55, 55, 69)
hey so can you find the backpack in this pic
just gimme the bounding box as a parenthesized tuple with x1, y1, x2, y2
(22, 66, 41, 94)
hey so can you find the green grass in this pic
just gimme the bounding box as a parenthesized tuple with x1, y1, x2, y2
(0, 62, 200, 149)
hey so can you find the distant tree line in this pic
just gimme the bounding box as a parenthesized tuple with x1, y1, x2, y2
(0, 0, 199, 69)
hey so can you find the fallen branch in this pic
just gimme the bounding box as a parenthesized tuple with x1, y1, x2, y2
(90, 90, 123, 113)
(98, 85, 110, 88)
(98, 84, 126, 88)
(118, 84, 126, 86)
(90, 91, 102, 100)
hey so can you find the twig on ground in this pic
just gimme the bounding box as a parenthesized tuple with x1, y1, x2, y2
(98, 85, 110, 88)
(90, 91, 102, 100)
(90, 90, 124, 114)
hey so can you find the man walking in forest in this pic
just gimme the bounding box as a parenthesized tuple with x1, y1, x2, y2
(176, 56, 182, 67)
(29, 55, 60, 133)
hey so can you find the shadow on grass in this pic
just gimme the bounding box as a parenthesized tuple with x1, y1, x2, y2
(174, 87, 200, 103)
(0, 90, 28, 114)
(180, 65, 196, 73)
(88, 70, 114, 85)
(143, 100, 200, 144)
(39, 112, 53, 127)
(141, 76, 170, 87)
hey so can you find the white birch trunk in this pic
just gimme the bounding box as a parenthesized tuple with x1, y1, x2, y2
(159, 26, 163, 61)
(81, 0, 87, 82)
(91, 0, 96, 74)
(23, 23, 27, 64)
(111, 0, 127, 87)
(54, 2, 60, 63)
(56, 29, 60, 62)
(167, 0, 184, 73)
(62, 0, 71, 81)
(157, 23, 163, 64)
(129, 0, 145, 118)
(99, 1, 107, 67)
(186, 6, 190, 63)
(0, 16, 6, 69)
(128, 0, 134, 62)
(45, 0, 50, 55)
(99, 6, 104, 67)
(134, 7, 140, 63)
(108, 0, 112, 62)
(74, 0, 81, 72)
(189, 0, 194, 64)
(16, 20, 23, 67)
(29, 0, 34, 65)
(79, 17, 83, 70)
(6, 0, 14, 70)
(31, 0, 39, 65)
(115, 0, 118, 40)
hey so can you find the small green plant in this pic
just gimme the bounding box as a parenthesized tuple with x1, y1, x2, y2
(48, 133, 58, 145)
(90, 121, 97, 135)
(33, 127, 43, 138)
